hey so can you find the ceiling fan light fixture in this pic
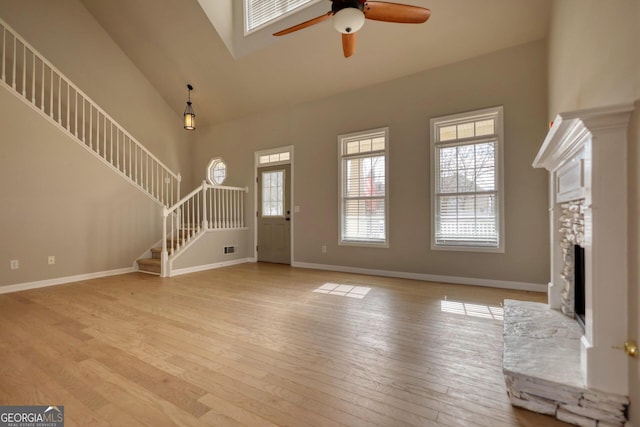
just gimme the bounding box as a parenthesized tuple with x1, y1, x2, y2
(332, 8, 365, 34)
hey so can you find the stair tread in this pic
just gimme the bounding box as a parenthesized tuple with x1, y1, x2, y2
(137, 258, 161, 266)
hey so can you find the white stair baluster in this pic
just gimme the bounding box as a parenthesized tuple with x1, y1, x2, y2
(12, 35, 16, 89)
(228, 190, 231, 228)
(102, 114, 106, 157)
(145, 153, 149, 194)
(31, 50, 35, 104)
(74, 91, 78, 137)
(89, 104, 93, 147)
(218, 188, 221, 228)
(40, 59, 44, 111)
(116, 128, 120, 170)
(232, 190, 236, 228)
(21, 41, 25, 96)
(81, 98, 87, 144)
(65, 82, 69, 130)
(2, 27, 5, 82)
(57, 73, 61, 123)
(49, 65, 52, 117)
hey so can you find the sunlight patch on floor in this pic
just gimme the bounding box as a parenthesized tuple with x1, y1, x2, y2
(440, 299, 504, 320)
(313, 283, 371, 299)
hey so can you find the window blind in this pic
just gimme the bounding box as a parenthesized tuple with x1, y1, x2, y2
(246, 0, 315, 32)
(343, 155, 386, 242)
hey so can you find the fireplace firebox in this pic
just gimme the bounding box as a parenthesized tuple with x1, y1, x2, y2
(574, 244, 585, 330)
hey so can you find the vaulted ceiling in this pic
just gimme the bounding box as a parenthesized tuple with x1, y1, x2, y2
(80, 0, 551, 126)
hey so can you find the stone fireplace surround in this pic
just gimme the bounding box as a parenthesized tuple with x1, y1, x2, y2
(502, 104, 634, 426)
(558, 199, 585, 319)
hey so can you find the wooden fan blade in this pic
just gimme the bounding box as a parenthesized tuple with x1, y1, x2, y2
(342, 33, 356, 58)
(363, 1, 431, 23)
(273, 12, 332, 36)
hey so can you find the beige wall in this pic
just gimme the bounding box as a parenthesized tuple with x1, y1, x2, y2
(0, 0, 190, 287)
(0, 89, 161, 286)
(548, 0, 639, 421)
(171, 229, 251, 271)
(548, 0, 638, 117)
(193, 40, 550, 285)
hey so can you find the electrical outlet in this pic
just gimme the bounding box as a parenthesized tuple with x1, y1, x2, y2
(48, 256, 55, 265)
(321, 245, 327, 253)
(10, 260, 19, 270)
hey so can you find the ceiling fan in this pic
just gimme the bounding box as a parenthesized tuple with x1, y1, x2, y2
(273, 0, 431, 58)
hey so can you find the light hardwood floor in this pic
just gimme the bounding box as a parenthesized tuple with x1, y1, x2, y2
(0, 263, 570, 426)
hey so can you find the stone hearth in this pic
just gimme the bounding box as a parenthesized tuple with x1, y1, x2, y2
(503, 300, 628, 426)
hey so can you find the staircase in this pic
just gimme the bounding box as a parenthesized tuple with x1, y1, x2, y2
(0, 18, 181, 208)
(137, 181, 249, 277)
(1, 18, 248, 278)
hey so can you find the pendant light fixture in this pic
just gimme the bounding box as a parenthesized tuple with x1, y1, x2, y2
(184, 84, 195, 130)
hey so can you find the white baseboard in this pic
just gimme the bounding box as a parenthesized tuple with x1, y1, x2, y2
(0, 267, 135, 295)
(291, 261, 546, 292)
(0, 260, 545, 294)
(170, 257, 254, 276)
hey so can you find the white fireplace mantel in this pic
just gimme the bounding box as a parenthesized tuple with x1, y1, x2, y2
(533, 103, 633, 395)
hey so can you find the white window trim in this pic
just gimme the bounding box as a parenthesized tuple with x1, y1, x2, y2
(338, 127, 389, 248)
(206, 157, 227, 186)
(429, 106, 505, 253)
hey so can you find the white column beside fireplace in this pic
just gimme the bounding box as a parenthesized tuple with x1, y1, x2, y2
(533, 103, 633, 395)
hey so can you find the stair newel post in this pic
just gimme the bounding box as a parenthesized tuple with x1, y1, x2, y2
(243, 186, 248, 227)
(201, 180, 209, 230)
(161, 206, 169, 277)
(215, 188, 220, 229)
(176, 207, 182, 251)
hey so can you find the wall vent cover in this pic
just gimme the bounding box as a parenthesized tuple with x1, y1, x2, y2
(224, 245, 237, 254)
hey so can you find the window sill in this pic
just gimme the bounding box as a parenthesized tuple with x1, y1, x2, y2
(339, 240, 389, 249)
(431, 243, 504, 253)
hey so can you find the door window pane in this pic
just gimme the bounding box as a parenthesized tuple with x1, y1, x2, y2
(262, 170, 284, 216)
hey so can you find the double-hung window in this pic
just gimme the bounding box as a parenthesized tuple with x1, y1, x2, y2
(430, 106, 504, 252)
(339, 127, 388, 247)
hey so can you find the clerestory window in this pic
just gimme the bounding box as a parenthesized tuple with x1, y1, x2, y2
(245, 0, 318, 33)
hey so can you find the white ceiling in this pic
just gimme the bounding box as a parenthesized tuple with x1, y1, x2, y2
(79, 0, 551, 126)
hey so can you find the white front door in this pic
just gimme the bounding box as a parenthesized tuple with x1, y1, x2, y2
(257, 164, 291, 264)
